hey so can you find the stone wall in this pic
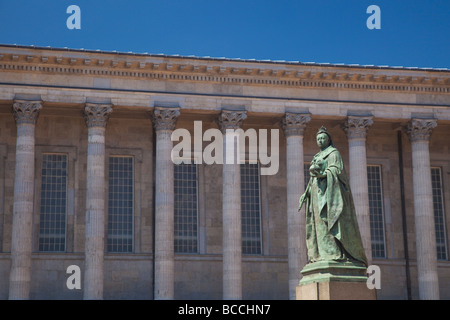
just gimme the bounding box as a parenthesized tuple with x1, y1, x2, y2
(0, 110, 449, 299)
(0, 45, 449, 299)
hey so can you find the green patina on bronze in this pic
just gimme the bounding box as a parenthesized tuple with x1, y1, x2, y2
(299, 260, 368, 285)
(298, 126, 368, 283)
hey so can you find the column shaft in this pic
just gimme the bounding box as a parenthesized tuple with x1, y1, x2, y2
(219, 110, 246, 300)
(83, 104, 112, 300)
(282, 113, 310, 300)
(154, 130, 175, 299)
(9, 100, 41, 300)
(222, 136, 242, 300)
(406, 118, 439, 299)
(343, 116, 373, 265)
(152, 107, 180, 300)
(348, 139, 372, 264)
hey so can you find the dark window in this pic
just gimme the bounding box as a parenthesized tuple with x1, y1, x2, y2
(107, 156, 134, 253)
(431, 167, 448, 260)
(241, 162, 262, 255)
(174, 163, 198, 253)
(367, 165, 386, 258)
(39, 154, 67, 252)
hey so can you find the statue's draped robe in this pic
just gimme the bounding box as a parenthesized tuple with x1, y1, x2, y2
(304, 146, 367, 266)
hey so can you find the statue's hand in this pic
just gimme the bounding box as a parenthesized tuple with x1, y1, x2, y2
(298, 194, 306, 212)
(316, 170, 327, 179)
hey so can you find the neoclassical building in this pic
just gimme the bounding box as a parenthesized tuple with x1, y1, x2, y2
(0, 44, 449, 300)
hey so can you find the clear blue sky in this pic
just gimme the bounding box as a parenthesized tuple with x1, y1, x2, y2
(0, 0, 449, 69)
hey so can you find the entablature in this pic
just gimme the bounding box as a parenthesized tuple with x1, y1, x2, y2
(0, 45, 449, 95)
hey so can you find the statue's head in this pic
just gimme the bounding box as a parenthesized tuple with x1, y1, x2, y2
(316, 126, 334, 149)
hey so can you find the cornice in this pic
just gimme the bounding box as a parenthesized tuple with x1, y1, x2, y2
(0, 46, 449, 94)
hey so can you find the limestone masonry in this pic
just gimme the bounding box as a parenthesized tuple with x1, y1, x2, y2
(0, 44, 449, 299)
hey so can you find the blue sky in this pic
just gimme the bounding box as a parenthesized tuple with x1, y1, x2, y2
(0, 0, 449, 68)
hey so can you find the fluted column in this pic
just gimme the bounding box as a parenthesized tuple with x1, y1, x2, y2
(342, 116, 373, 266)
(152, 107, 180, 300)
(282, 112, 310, 300)
(9, 100, 42, 300)
(219, 110, 247, 300)
(405, 118, 439, 300)
(83, 103, 112, 300)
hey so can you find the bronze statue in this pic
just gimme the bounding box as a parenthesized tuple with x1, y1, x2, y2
(299, 126, 367, 266)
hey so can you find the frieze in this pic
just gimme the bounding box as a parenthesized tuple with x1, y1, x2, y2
(0, 47, 449, 94)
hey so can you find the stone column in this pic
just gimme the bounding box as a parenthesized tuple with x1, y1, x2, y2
(9, 100, 42, 300)
(83, 103, 112, 300)
(219, 110, 247, 300)
(405, 118, 439, 300)
(282, 112, 310, 300)
(151, 107, 180, 300)
(342, 116, 373, 266)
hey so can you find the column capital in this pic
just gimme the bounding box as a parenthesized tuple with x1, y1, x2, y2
(218, 110, 247, 132)
(342, 116, 373, 139)
(83, 103, 113, 128)
(12, 100, 42, 125)
(282, 113, 311, 137)
(405, 118, 437, 143)
(152, 107, 180, 131)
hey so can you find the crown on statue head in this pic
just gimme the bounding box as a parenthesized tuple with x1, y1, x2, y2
(317, 126, 328, 135)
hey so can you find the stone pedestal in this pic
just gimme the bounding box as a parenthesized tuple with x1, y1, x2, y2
(296, 261, 376, 300)
(296, 280, 376, 300)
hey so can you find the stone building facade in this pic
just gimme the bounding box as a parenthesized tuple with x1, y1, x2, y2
(0, 44, 449, 299)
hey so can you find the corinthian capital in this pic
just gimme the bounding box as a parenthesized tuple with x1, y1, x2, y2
(12, 100, 42, 125)
(218, 110, 247, 132)
(342, 116, 374, 139)
(152, 107, 180, 131)
(282, 113, 311, 137)
(83, 103, 113, 128)
(405, 118, 437, 142)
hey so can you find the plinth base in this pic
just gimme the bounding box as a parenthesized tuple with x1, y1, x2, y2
(296, 280, 376, 300)
(296, 261, 376, 300)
